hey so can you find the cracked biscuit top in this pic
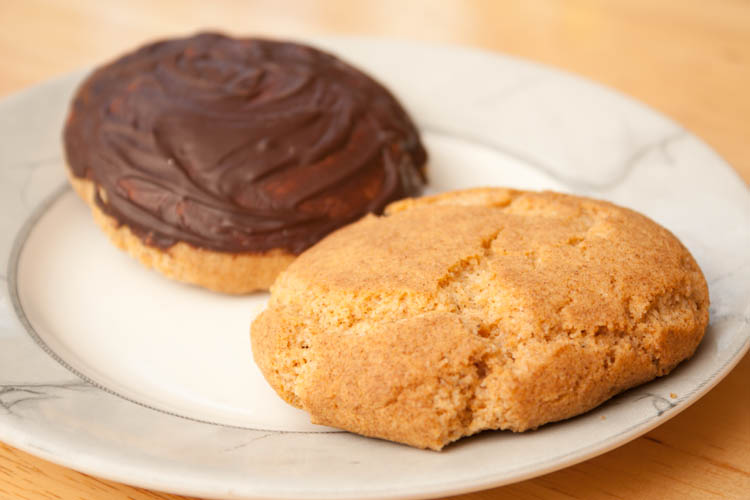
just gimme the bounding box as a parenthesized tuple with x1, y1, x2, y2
(64, 32, 427, 254)
(251, 187, 709, 450)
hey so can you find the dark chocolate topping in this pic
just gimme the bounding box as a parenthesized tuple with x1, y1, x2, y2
(64, 33, 426, 254)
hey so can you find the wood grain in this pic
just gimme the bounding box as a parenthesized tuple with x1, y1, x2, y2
(0, 1, 748, 499)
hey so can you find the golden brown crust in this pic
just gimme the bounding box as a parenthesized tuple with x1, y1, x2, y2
(68, 172, 295, 294)
(251, 187, 710, 449)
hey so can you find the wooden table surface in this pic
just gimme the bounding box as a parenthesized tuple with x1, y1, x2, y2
(0, 1, 748, 499)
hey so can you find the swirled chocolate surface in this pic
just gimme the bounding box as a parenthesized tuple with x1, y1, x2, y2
(64, 33, 427, 254)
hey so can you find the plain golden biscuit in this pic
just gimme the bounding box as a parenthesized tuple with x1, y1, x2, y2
(251, 187, 709, 450)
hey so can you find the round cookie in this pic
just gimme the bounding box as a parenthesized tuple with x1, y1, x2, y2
(251, 187, 709, 450)
(63, 32, 427, 293)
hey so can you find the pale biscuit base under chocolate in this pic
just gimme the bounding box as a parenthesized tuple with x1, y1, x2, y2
(251, 187, 709, 450)
(69, 172, 294, 294)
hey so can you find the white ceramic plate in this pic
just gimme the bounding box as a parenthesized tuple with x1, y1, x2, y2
(1, 38, 748, 500)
